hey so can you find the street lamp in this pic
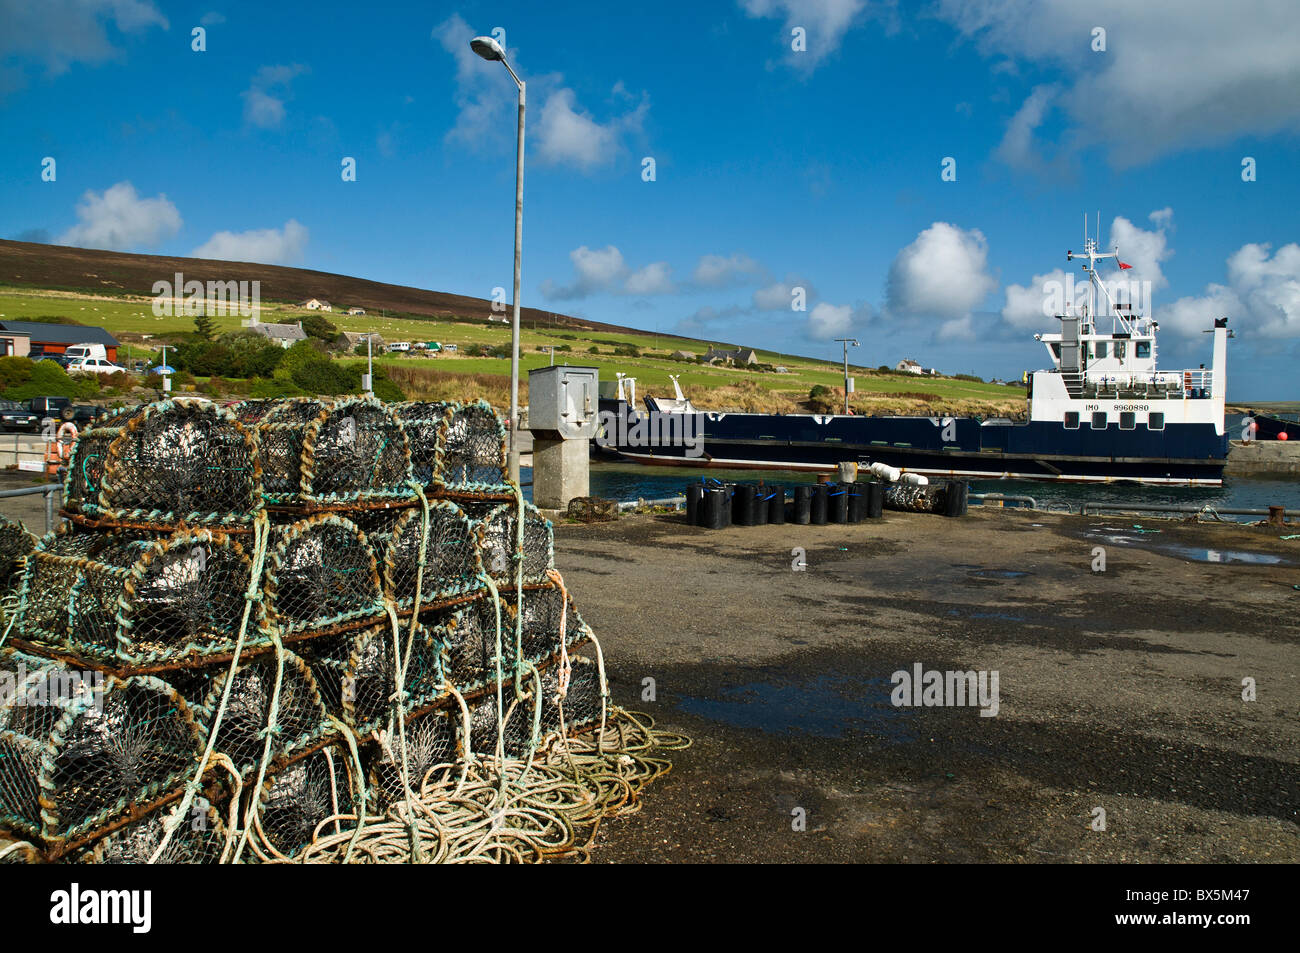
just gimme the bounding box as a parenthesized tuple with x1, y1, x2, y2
(471, 33, 526, 483)
(834, 338, 859, 414)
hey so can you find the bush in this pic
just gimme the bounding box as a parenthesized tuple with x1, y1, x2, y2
(612, 344, 640, 358)
(809, 384, 831, 399)
(955, 373, 983, 382)
(2, 359, 98, 401)
(301, 313, 338, 342)
(289, 357, 357, 395)
(0, 356, 34, 392)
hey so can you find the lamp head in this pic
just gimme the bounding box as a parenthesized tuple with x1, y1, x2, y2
(470, 36, 505, 61)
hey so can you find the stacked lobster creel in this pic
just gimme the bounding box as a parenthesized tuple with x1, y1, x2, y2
(375, 399, 604, 809)
(1, 399, 271, 861)
(0, 395, 612, 864)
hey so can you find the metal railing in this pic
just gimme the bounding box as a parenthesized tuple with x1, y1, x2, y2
(0, 481, 61, 533)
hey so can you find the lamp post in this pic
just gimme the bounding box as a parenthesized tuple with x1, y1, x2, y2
(834, 338, 859, 414)
(470, 34, 525, 483)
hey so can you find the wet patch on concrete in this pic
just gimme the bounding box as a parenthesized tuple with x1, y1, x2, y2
(677, 673, 914, 741)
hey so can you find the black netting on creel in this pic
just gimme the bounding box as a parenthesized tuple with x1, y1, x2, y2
(308, 399, 411, 500)
(502, 582, 589, 667)
(0, 517, 35, 598)
(293, 632, 353, 718)
(343, 625, 445, 733)
(381, 503, 482, 609)
(390, 401, 451, 484)
(435, 584, 586, 696)
(467, 655, 603, 759)
(434, 401, 508, 491)
(255, 745, 355, 858)
(0, 664, 100, 742)
(78, 802, 226, 864)
(349, 506, 416, 566)
(17, 528, 258, 666)
(253, 398, 412, 504)
(197, 652, 330, 778)
(435, 597, 505, 694)
(883, 484, 940, 513)
(65, 400, 261, 528)
(13, 677, 203, 844)
(368, 709, 456, 808)
(264, 516, 383, 634)
(475, 502, 554, 585)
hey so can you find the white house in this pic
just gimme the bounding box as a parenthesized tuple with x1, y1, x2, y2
(299, 298, 333, 312)
(347, 307, 365, 315)
(896, 359, 924, 375)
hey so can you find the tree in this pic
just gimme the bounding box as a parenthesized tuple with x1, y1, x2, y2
(194, 310, 216, 341)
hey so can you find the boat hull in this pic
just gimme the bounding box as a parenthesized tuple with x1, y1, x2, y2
(593, 401, 1228, 486)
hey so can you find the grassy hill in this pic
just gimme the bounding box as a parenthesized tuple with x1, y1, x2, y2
(0, 240, 1025, 416)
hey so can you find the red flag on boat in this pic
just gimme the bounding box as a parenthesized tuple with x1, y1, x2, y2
(1118, 260, 1133, 269)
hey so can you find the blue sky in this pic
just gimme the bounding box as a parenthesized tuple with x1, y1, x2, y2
(3, 0, 1300, 398)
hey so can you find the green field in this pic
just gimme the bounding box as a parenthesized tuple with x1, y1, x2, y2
(0, 287, 1024, 413)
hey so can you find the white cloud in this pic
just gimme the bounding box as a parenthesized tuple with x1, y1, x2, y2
(1161, 242, 1300, 339)
(936, 0, 1300, 166)
(994, 84, 1063, 175)
(192, 219, 308, 264)
(0, 0, 168, 75)
(434, 15, 647, 172)
(808, 302, 852, 339)
(540, 245, 628, 300)
(693, 253, 762, 287)
(739, 0, 871, 68)
(433, 15, 522, 149)
(200, 11, 225, 26)
(754, 277, 816, 311)
(241, 64, 306, 129)
(886, 222, 996, 319)
(57, 181, 181, 251)
(1001, 268, 1073, 329)
(535, 89, 616, 169)
(1105, 211, 1173, 290)
(625, 261, 675, 295)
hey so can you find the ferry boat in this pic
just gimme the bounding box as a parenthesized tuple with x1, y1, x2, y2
(595, 229, 1232, 485)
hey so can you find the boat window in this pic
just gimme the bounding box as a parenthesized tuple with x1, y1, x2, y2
(1120, 411, 1136, 430)
(1050, 343, 1061, 359)
(1148, 412, 1165, 431)
(1091, 411, 1108, 429)
(1094, 342, 1108, 359)
(1135, 341, 1151, 359)
(1064, 411, 1080, 429)
(1114, 341, 1126, 359)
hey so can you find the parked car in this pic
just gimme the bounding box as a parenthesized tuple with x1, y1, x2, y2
(25, 396, 73, 421)
(66, 357, 126, 376)
(22, 397, 107, 428)
(0, 400, 39, 433)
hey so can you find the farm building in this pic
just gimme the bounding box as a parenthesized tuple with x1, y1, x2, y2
(298, 298, 332, 311)
(248, 320, 308, 348)
(0, 321, 118, 361)
(704, 347, 758, 365)
(346, 307, 366, 315)
(896, 359, 924, 375)
(338, 331, 385, 350)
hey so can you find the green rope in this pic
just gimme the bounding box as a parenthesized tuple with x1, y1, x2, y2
(147, 512, 271, 864)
